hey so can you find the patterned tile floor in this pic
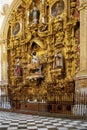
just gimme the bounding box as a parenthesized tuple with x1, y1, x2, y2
(0, 111, 87, 130)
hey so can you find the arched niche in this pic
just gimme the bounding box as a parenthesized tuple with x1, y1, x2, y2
(30, 38, 45, 51)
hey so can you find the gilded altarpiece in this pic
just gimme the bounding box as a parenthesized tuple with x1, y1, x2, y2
(7, 0, 80, 112)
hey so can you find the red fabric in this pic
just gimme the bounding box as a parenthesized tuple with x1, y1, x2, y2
(15, 65, 21, 76)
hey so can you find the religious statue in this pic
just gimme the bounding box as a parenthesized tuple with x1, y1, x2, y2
(28, 52, 40, 75)
(29, 2, 40, 24)
(53, 52, 63, 69)
(14, 58, 22, 76)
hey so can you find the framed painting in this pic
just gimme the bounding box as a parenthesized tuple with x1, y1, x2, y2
(51, 0, 64, 17)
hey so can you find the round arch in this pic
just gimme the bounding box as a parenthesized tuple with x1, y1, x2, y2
(30, 38, 45, 49)
(1, 0, 21, 40)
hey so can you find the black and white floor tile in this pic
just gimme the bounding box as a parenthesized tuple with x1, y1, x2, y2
(0, 111, 87, 130)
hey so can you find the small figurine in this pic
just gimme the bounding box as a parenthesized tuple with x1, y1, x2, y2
(14, 58, 22, 76)
(29, 2, 40, 24)
(53, 53, 63, 69)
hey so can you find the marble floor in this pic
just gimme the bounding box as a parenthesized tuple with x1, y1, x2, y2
(0, 111, 87, 130)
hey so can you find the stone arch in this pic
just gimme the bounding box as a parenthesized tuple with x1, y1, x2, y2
(1, 0, 21, 40)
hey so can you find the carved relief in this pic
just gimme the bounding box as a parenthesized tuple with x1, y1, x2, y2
(39, 23, 48, 32)
(7, 0, 78, 107)
(55, 31, 64, 45)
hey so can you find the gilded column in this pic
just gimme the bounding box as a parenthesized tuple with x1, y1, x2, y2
(40, 0, 47, 24)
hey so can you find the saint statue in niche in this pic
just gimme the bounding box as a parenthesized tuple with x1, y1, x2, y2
(51, 0, 64, 17)
(53, 52, 63, 69)
(29, 2, 40, 24)
(28, 52, 40, 75)
(14, 58, 22, 76)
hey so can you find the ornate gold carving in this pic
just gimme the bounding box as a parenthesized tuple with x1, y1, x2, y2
(7, 0, 78, 104)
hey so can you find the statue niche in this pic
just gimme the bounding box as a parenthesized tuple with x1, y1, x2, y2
(28, 51, 40, 75)
(29, 2, 40, 25)
(50, 51, 64, 78)
(27, 41, 43, 80)
(53, 52, 63, 69)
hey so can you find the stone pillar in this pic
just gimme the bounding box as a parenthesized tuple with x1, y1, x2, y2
(1, 41, 8, 85)
(76, 1, 87, 78)
(75, 1, 87, 115)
